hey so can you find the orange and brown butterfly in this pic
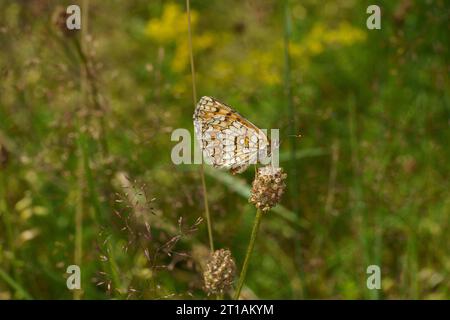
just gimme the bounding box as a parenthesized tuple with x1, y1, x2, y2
(193, 96, 270, 174)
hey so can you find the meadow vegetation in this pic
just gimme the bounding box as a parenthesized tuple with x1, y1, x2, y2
(0, 0, 448, 299)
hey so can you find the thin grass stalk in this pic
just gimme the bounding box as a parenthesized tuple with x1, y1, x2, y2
(325, 140, 339, 215)
(0, 169, 26, 298)
(348, 96, 371, 298)
(73, 0, 90, 300)
(74, 146, 84, 301)
(234, 209, 263, 300)
(74, 1, 120, 297)
(283, 0, 299, 210)
(283, 0, 306, 298)
(0, 171, 13, 266)
(0, 267, 32, 300)
(73, 31, 109, 157)
(186, 0, 214, 252)
(106, 240, 122, 297)
(373, 211, 382, 300)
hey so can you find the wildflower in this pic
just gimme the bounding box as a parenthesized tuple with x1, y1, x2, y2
(290, 22, 367, 62)
(235, 49, 282, 86)
(249, 166, 287, 212)
(145, 3, 193, 44)
(235, 166, 287, 298)
(145, 3, 215, 72)
(203, 249, 236, 295)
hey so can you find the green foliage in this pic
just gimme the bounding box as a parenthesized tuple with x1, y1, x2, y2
(0, 0, 448, 299)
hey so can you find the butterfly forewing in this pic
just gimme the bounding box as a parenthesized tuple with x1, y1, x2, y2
(193, 96, 269, 174)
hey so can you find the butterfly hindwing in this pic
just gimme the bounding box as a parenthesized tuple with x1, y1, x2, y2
(193, 96, 269, 174)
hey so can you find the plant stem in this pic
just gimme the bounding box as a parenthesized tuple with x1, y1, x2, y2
(74, 132, 85, 301)
(283, 0, 299, 210)
(348, 96, 370, 298)
(0, 169, 24, 297)
(0, 171, 14, 263)
(234, 209, 263, 300)
(186, 0, 197, 106)
(200, 166, 214, 251)
(73, 0, 90, 300)
(186, 0, 214, 251)
(0, 267, 32, 300)
(283, 0, 306, 298)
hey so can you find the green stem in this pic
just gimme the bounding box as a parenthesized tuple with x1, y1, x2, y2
(74, 131, 85, 300)
(0, 169, 24, 296)
(283, 0, 306, 298)
(234, 209, 263, 300)
(106, 240, 122, 296)
(200, 165, 214, 251)
(186, 0, 214, 251)
(73, 0, 90, 300)
(0, 171, 14, 257)
(0, 267, 33, 300)
(283, 0, 299, 209)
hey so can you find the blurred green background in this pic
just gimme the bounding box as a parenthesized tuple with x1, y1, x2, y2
(0, 0, 448, 299)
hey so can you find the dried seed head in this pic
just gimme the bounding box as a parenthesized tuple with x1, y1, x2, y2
(203, 249, 236, 295)
(249, 166, 287, 212)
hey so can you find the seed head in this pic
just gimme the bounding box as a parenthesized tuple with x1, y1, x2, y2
(203, 249, 236, 295)
(249, 166, 287, 212)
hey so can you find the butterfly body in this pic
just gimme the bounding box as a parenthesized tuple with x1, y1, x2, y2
(193, 96, 270, 174)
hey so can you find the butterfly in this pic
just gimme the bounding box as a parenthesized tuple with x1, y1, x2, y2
(193, 96, 270, 174)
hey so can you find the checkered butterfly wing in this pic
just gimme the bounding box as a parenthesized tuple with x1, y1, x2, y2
(193, 96, 269, 174)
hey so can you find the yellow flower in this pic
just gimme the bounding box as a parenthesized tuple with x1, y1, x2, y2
(211, 61, 233, 82)
(242, 50, 281, 86)
(171, 33, 215, 72)
(194, 33, 215, 51)
(172, 39, 190, 72)
(324, 22, 367, 45)
(146, 3, 215, 72)
(290, 21, 367, 60)
(145, 3, 198, 44)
